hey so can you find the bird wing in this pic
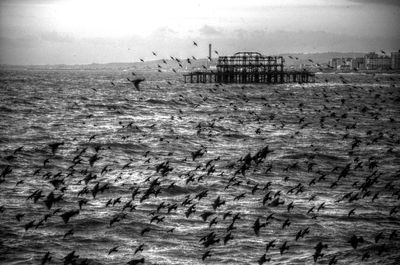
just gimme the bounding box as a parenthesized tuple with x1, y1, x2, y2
(132, 78, 145, 90)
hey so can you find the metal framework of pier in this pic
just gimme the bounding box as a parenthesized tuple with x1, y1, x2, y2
(183, 52, 315, 84)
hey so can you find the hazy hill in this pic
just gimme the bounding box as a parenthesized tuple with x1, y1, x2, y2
(280, 52, 366, 66)
(1, 52, 367, 70)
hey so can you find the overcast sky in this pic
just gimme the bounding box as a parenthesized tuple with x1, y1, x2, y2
(0, 0, 399, 65)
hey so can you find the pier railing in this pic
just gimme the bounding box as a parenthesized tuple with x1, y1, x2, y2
(183, 70, 315, 84)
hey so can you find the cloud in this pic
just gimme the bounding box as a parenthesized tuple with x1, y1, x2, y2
(347, 0, 400, 6)
(40, 31, 73, 43)
(199, 25, 222, 36)
(2, 28, 400, 65)
(201, 29, 400, 56)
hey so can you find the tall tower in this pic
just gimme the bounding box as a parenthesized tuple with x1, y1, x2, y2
(207, 43, 212, 69)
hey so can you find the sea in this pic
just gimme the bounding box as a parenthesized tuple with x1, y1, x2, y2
(0, 68, 399, 264)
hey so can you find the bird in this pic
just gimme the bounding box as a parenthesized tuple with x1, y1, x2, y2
(328, 255, 338, 265)
(223, 232, 234, 245)
(268, 197, 284, 207)
(89, 153, 100, 167)
(282, 219, 291, 229)
(361, 252, 370, 261)
(108, 246, 119, 255)
(24, 220, 36, 231)
(313, 242, 328, 262)
(14, 146, 23, 154)
(60, 210, 79, 224)
(63, 228, 74, 239)
(279, 241, 289, 255)
(63, 251, 79, 265)
(140, 227, 151, 236)
(266, 239, 276, 252)
(258, 253, 270, 264)
(212, 196, 225, 210)
(348, 235, 364, 249)
(375, 232, 384, 243)
(202, 250, 211, 261)
(209, 217, 218, 228)
(48, 142, 64, 154)
(193, 41, 198, 46)
(253, 217, 266, 236)
(15, 213, 25, 222)
(134, 244, 145, 255)
(127, 78, 145, 90)
(348, 208, 356, 217)
(41, 251, 52, 265)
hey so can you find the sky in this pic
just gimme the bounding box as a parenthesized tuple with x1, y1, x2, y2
(0, 0, 399, 65)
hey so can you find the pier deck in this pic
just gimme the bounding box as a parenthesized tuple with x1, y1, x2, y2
(183, 52, 315, 84)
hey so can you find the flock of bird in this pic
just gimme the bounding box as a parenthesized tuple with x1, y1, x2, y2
(0, 42, 400, 265)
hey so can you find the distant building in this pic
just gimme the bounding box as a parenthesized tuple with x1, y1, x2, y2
(338, 64, 351, 71)
(329, 51, 399, 71)
(364, 52, 391, 70)
(329, 58, 352, 69)
(351, 57, 365, 70)
(392, 50, 400, 69)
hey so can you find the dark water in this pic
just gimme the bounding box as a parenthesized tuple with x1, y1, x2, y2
(1, 68, 400, 265)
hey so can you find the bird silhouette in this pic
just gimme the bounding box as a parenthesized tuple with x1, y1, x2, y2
(108, 246, 119, 255)
(258, 253, 270, 264)
(212, 196, 225, 210)
(48, 142, 64, 154)
(348, 235, 364, 249)
(202, 250, 212, 261)
(60, 210, 79, 224)
(24, 220, 35, 231)
(223, 232, 234, 245)
(266, 239, 276, 252)
(127, 78, 145, 90)
(15, 213, 25, 222)
(253, 217, 266, 236)
(63, 251, 79, 265)
(63, 228, 74, 239)
(279, 241, 289, 255)
(134, 244, 145, 255)
(41, 251, 52, 265)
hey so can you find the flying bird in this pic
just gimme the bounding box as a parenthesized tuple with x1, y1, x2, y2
(41, 251, 52, 265)
(108, 246, 119, 255)
(127, 78, 145, 90)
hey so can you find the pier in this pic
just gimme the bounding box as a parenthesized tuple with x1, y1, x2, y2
(183, 52, 315, 84)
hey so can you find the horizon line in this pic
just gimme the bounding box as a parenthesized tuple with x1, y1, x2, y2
(0, 51, 382, 67)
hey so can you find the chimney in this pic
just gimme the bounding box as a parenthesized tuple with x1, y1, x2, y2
(209, 44, 212, 61)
